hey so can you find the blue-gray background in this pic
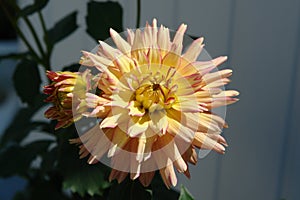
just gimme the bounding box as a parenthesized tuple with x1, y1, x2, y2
(0, 0, 299, 199)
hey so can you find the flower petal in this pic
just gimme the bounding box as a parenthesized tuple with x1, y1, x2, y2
(167, 113, 195, 143)
(149, 108, 168, 136)
(100, 108, 128, 129)
(157, 25, 171, 53)
(127, 115, 149, 137)
(109, 169, 128, 183)
(193, 132, 225, 154)
(128, 101, 145, 117)
(139, 171, 155, 187)
(159, 161, 177, 188)
(110, 28, 131, 54)
(98, 40, 121, 60)
(182, 37, 204, 62)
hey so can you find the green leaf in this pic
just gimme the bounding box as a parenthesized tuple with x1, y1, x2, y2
(108, 177, 152, 200)
(40, 146, 58, 173)
(151, 172, 179, 200)
(13, 59, 41, 105)
(0, 141, 52, 178)
(47, 11, 78, 48)
(57, 135, 110, 197)
(86, 1, 123, 41)
(18, 0, 49, 17)
(13, 178, 70, 200)
(0, 94, 47, 146)
(179, 185, 194, 200)
(62, 63, 80, 72)
(1, 120, 40, 146)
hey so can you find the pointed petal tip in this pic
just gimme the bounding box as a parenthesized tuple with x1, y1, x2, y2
(109, 28, 116, 34)
(108, 170, 116, 182)
(88, 155, 99, 164)
(213, 56, 228, 66)
(229, 90, 240, 97)
(181, 23, 187, 28)
(170, 176, 177, 187)
(184, 169, 191, 179)
(109, 28, 116, 33)
(198, 37, 204, 42)
(222, 142, 229, 147)
(130, 172, 140, 180)
(215, 144, 226, 155)
(152, 18, 157, 24)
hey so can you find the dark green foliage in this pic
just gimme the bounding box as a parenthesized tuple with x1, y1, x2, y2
(178, 185, 194, 200)
(12, 173, 69, 200)
(62, 63, 81, 72)
(0, 94, 48, 147)
(47, 11, 78, 49)
(0, 1, 17, 39)
(17, 0, 49, 18)
(151, 172, 180, 200)
(108, 177, 152, 200)
(13, 59, 41, 105)
(86, 1, 123, 41)
(0, 141, 52, 178)
(57, 136, 111, 197)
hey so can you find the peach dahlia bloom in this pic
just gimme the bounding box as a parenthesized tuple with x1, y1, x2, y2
(55, 19, 238, 188)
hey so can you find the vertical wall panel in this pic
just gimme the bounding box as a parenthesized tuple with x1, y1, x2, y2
(140, 0, 178, 28)
(175, 0, 233, 56)
(280, 22, 300, 199)
(217, 0, 300, 199)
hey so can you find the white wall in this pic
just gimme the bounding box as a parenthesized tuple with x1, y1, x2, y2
(15, 0, 300, 199)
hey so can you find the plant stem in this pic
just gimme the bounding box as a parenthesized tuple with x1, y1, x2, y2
(136, 0, 141, 28)
(38, 11, 49, 51)
(0, 1, 43, 64)
(23, 16, 46, 59)
(10, 1, 47, 65)
(38, 11, 51, 71)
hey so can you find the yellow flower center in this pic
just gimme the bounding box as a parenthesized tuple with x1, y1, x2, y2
(134, 83, 168, 110)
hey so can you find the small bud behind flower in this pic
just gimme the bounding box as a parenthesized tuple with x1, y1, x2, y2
(43, 70, 91, 129)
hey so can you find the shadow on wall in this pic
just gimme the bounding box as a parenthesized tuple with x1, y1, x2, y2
(0, 41, 26, 200)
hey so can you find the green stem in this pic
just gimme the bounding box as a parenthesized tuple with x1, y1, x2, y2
(38, 11, 47, 40)
(38, 11, 51, 71)
(0, 1, 43, 64)
(38, 11, 49, 51)
(23, 16, 46, 59)
(136, 0, 141, 28)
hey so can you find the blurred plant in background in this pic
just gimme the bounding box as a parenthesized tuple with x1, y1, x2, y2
(0, 0, 194, 199)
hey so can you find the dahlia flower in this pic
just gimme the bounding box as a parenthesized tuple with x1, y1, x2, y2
(44, 70, 91, 129)
(53, 19, 238, 188)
